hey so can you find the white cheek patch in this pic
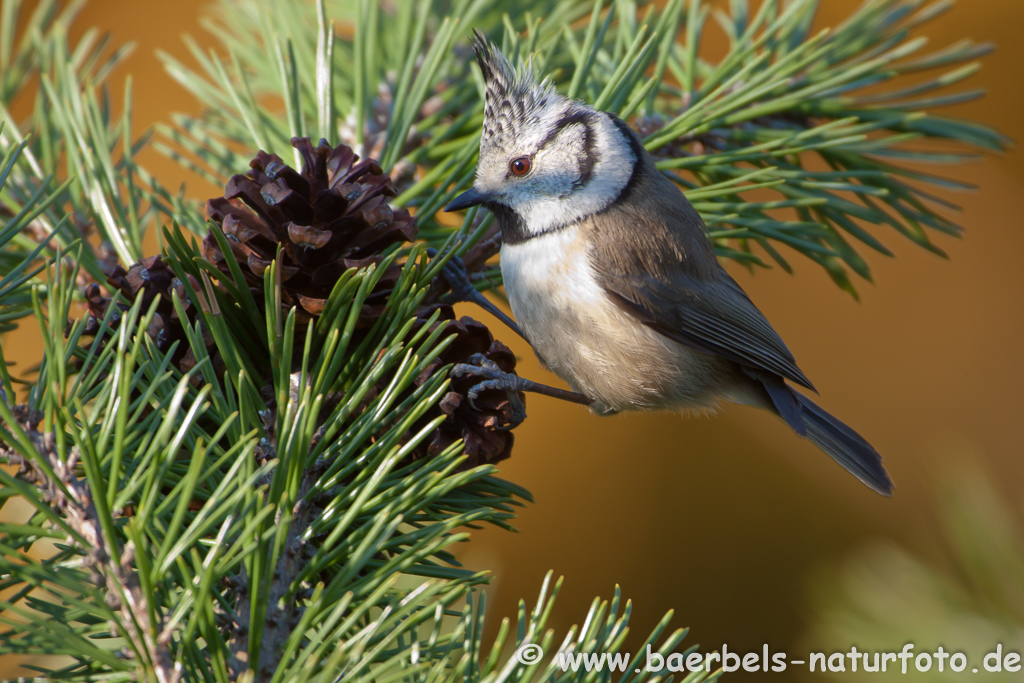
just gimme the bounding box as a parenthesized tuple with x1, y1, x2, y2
(515, 134, 584, 201)
(516, 112, 635, 236)
(537, 123, 586, 197)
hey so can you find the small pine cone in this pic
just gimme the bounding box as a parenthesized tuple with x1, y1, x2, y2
(204, 137, 417, 325)
(79, 139, 525, 465)
(79, 256, 220, 379)
(399, 305, 523, 468)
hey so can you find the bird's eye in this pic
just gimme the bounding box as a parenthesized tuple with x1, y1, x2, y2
(509, 157, 532, 177)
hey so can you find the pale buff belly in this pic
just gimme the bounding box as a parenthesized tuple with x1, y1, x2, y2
(500, 229, 736, 415)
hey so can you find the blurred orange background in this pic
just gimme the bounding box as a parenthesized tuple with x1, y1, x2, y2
(2, 0, 1022, 679)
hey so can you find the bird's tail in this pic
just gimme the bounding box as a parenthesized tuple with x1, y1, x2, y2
(790, 392, 893, 496)
(754, 377, 893, 495)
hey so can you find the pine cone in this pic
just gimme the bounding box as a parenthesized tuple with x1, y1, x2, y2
(387, 305, 521, 468)
(76, 138, 523, 466)
(202, 137, 523, 463)
(204, 137, 417, 324)
(80, 255, 220, 380)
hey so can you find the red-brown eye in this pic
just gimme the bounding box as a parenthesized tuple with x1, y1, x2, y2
(509, 157, 532, 176)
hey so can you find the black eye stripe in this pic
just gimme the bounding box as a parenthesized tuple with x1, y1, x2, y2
(574, 123, 596, 189)
(498, 110, 598, 187)
(535, 111, 591, 152)
(537, 111, 598, 191)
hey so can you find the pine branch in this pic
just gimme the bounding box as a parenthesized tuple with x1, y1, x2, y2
(155, 0, 1007, 294)
(0, 130, 69, 334)
(0, 405, 181, 683)
(0, 0, 155, 282)
(806, 465, 1024, 681)
(0, 0, 1010, 679)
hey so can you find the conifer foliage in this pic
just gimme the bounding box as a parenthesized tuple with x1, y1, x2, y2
(0, 0, 1005, 679)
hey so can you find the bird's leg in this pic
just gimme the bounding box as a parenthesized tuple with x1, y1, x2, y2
(452, 353, 592, 429)
(428, 248, 526, 341)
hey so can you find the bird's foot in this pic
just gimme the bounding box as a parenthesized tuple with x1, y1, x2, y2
(427, 248, 526, 340)
(451, 353, 527, 429)
(427, 248, 477, 302)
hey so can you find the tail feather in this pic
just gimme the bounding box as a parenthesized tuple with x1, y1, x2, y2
(793, 392, 894, 496)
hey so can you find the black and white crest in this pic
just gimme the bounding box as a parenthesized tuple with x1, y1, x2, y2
(459, 31, 639, 239)
(470, 31, 557, 152)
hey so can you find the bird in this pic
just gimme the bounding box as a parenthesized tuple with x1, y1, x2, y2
(442, 32, 893, 496)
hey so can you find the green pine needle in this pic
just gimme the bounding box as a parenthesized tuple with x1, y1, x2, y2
(0, 0, 1009, 678)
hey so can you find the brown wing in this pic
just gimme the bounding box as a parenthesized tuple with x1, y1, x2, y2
(586, 123, 814, 391)
(599, 268, 815, 391)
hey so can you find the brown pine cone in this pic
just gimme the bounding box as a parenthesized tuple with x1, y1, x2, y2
(202, 138, 524, 463)
(80, 255, 220, 379)
(76, 138, 524, 466)
(387, 304, 522, 468)
(204, 137, 417, 324)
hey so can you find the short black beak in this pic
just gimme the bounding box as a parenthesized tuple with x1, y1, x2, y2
(444, 187, 490, 212)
